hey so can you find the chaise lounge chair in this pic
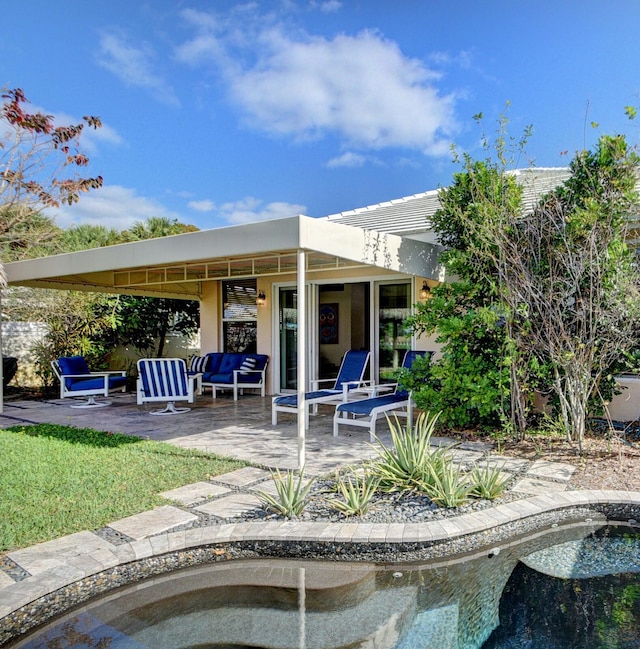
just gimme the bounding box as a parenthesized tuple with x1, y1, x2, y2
(51, 355, 127, 408)
(272, 349, 371, 429)
(137, 358, 196, 415)
(333, 350, 432, 441)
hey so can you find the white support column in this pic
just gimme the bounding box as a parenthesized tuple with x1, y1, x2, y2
(297, 249, 306, 470)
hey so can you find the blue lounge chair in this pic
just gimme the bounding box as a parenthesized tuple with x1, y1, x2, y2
(333, 350, 432, 441)
(51, 355, 127, 408)
(272, 350, 371, 429)
(137, 358, 196, 415)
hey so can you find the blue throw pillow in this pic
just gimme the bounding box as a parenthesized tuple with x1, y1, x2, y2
(239, 357, 257, 375)
(189, 355, 208, 373)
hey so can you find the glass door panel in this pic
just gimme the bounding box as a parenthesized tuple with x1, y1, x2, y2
(378, 283, 411, 383)
(278, 287, 298, 390)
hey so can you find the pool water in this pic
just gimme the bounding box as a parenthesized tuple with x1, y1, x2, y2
(7, 521, 640, 649)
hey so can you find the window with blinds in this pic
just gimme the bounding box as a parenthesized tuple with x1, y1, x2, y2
(222, 279, 257, 353)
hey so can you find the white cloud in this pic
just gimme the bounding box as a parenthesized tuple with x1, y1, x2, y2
(188, 199, 216, 212)
(176, 12, 459, 156)
(96, 31, 180, 106)
(218, 197, 306, 225)
(50, 185, 180, 230)
(326, 152, 366, 168)
(309, 1, 342, 13)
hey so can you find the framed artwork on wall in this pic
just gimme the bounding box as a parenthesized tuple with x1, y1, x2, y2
(319, 303, 339, 344)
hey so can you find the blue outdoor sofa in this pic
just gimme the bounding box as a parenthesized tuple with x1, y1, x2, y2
(192, 352, 269, 400)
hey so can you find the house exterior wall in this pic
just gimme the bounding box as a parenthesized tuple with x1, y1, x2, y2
(199, 282, 220, 354)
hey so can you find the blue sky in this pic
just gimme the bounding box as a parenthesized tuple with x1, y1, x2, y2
(1, 0, 639, 231)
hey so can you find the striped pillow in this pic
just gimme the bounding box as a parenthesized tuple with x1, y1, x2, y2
(189, 355, 208, 373)
(239, 357, 257, 375)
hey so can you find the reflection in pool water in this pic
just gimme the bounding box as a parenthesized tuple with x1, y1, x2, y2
(8, 521, 640, 649)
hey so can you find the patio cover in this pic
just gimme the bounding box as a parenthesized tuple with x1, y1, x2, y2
(3, 215, 443, 467)
(4, 215, 442, 299)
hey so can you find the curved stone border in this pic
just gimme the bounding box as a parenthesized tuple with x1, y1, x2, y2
(1, 489, 640, 647)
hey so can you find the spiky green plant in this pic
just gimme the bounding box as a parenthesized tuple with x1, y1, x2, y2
(421, 460, 473, 508)
(255, 467, 315, 518)
(328, 468, 380, 517)
(371, 411, 441, 491)
(468, 458, 510, 500)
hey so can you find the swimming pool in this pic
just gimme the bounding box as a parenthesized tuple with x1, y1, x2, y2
(7, 519, 640, 649)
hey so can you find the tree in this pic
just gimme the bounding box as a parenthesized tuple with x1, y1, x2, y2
(409, 129, 640, 447)
(110, 216, 201, 357)
(0, 88, 103, 265)
(405, 160, 522, 430)
(102, 296, 199, 358)
(488, 136, 640, 448)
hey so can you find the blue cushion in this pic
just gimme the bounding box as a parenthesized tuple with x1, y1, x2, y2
(336, 393, 408, 416)
(219, 353, 243, 373)
(139, 359, 189, 398)
(205, 353, 224, 374)
(335, 350, 369, 390)
(273, 390, 339, 407)
(58, 356, 90, 377)
(67, 375, 127, 392)
(203, 372, 234, 384)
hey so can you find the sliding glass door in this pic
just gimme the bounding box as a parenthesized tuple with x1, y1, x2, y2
(377, 282, 412, 383)
(278, 287, 298, 391)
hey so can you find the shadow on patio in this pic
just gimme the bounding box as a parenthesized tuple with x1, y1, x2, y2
(0, 392, 392, 475)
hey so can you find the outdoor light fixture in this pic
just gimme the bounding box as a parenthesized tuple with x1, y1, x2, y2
(256, 290, 267, 306)
(420, 281, 431, 299)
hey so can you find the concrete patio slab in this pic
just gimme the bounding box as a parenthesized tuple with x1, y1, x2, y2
(194, 492, 263, 518)
(528, 459, 576, 482)
(160, 482, 231, 506)
(7, 531, 115, 576)
(511, 477, 568, 496)
(109, 505, 198, 541)
(212, 466, 273, 488)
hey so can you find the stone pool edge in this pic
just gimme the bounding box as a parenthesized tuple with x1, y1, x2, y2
(1, 489, 639, 646)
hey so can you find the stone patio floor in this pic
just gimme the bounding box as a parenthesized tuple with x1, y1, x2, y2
(1, 391, 638, 625)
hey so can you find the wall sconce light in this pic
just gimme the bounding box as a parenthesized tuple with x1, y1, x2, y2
(256, 289, 266, 306)
(420, 281, 431, 299)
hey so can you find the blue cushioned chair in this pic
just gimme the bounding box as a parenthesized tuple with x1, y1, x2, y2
(333, 350, 433, 441)
(51, 356, 127, 408)
(272, 350, 371, 429)
(137, 358, 195, 415)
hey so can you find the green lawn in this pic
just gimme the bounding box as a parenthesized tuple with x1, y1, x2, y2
(0, 424, 246, 552)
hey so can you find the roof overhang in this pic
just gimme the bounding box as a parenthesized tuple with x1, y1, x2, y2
(5, 215, 443, 299)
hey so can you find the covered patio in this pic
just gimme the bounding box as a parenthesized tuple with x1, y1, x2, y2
(3, 214, 442, 469)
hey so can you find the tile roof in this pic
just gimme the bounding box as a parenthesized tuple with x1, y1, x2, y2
(324, 167, 573, 236)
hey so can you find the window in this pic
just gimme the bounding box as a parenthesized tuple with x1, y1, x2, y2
(222, 279, 257, 353)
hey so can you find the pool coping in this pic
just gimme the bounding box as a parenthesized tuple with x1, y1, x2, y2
(2, 489, 640, 646)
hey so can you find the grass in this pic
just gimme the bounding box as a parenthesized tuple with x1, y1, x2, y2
(0, 423, 246, 553)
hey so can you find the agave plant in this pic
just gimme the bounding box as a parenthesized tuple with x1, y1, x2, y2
(328, 467, 380, 517)
(255, 467, 315, 518)
(421, 460, 473, 508)
(371, 411, 441, 492)
(468, 457, 510, 500)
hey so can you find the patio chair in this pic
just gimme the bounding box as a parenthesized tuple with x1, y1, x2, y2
(333, 350, 433, 441)
(137, 358, 196, 415)
(51, 355, 127, 408)
(272, 350, 371, 429)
